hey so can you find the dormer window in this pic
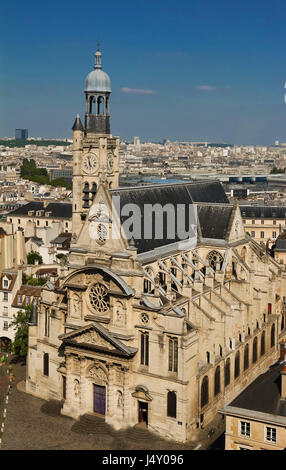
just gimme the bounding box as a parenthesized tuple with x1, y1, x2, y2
(3, 279, 9, 288)
(17, 295, 23, 305)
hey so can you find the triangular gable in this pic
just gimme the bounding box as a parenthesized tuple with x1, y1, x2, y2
(59, 322, 137, 357)
(226, 203, 246, 243)
(75, 183, 130, 253)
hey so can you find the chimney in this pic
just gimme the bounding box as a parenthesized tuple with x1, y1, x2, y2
(281, 365, 286, 400)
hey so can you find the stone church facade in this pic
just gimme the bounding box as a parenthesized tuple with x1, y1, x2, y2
(26, 49, 286, 443)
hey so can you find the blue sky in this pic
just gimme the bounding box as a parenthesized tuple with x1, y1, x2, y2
(1, 0, 286, 144)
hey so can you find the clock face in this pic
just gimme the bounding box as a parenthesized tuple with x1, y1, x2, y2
(107, 153, 114, 173)
(83, 152, 98, 174)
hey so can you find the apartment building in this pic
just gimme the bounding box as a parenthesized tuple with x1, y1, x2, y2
(240, 206, 286, 244)
(221, 361, 286, 450)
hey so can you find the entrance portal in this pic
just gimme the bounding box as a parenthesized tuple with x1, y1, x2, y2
(138, 401, 148, 425)
(0, 337, 11, 353)
(93, 384, 106, 415)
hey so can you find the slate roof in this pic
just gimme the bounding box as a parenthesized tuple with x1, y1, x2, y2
(197, 204, 233, 240)
(9, 201, 72, 219)
(110, 180, 229, 253)
(274, 238, 286, 252)
(229, 361, 286, 417)
(240, 205, 286, 219)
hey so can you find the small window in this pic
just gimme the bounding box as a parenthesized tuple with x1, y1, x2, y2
(240, 421, 251, 437)
(43, 353, 49, 376)
(167, 391, 177, 418)
(272, 231, 277, 238)
(3, 279, 8, 288)
(265, 426, 277, 443)
(251, 231, 255, 237)
(3, 292, 8, 301)
(3, 321, 8, 330)
(261, 220, 264, 225)
(252, 220, 255, 224)
(260, 231, 264, 239)
(273, 220, 276, 225)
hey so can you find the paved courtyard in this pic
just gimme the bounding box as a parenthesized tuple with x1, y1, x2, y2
(0, 357, 224, 450)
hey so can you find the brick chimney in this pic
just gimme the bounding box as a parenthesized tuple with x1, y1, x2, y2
(281, 365, 286, 400)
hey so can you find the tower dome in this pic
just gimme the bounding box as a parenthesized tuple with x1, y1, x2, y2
(84, 48, 111, 134)
(84, 49, 111, 93)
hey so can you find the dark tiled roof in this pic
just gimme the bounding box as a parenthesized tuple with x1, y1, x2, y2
(230, 361, 286, 417)
(240, 206, 286, 219)
(197, 204, 233, 240)
(9, 201, 72, 219)
(274, 238, 286, 252)
(110, 180, 229, 253)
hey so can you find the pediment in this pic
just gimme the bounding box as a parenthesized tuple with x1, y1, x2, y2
(73, 330, 114, 350)
(74, 183, 129, 253)
(60, 322, 137, 358)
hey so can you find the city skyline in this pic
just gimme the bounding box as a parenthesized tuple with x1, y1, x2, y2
(1, 0, 286, 145)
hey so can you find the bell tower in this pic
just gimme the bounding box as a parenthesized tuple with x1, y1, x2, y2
(71, 48, 119, 238)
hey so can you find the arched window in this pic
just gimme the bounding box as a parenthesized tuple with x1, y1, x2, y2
(143, 267, 154, 294)
(167, 391, 177, 418)
(97, 96, 104, 115)
(214, 366, 221, 396)
(234, 351, 240, 379)
(271, 324, 275, 348)
(82, 182, 90, 209)
(206, 250, 223, 271)
(261, 331, 265, 356)
(224, 358, 231, 387)
(244, 344, 249, 371)
(201, 376, 209, 408)
(170, 267, 179, 292)
(252, 337, 258, 363)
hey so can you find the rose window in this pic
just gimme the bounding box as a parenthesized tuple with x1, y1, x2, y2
(89, 283, 110, 313)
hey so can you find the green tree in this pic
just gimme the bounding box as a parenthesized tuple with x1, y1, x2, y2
(9, 305, 33, 357)
(27, 251, 43, 265)
(27, 277, 46, 286)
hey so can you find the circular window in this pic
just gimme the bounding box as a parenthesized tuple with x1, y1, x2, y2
(89, 283, 110, 313)
(140, 313, 149, 325)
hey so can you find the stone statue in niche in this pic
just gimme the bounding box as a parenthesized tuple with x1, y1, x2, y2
(114, 304, 125, 327)
(72, 294, 81, 317)
(74, 379, 80, 397)
(117, 390, 123, 408)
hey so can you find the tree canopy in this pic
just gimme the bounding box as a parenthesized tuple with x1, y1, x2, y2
(9, 305, 33, 357)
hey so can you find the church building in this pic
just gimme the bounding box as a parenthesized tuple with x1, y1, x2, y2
(25, 49, 286, 442)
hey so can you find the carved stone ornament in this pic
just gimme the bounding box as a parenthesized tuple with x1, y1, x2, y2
(76, 330, 113, 350)
(89, 365, 108, 384)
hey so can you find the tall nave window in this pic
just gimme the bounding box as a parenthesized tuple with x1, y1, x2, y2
(140, 332, 149, 366)
(168, 337, 178, 373)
